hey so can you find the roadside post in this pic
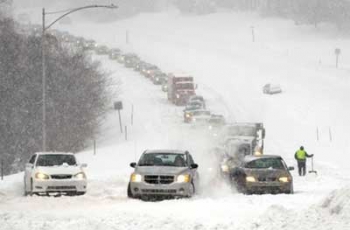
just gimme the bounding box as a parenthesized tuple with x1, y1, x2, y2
(335, 48, 341, 68)
(1, 159, 3, 180)
(251, 26, 255, 42)
(114, 101, 123, 133)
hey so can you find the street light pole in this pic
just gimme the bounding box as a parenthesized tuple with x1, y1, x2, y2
(42, 8, 47, 151)
(41, 4, 117, 151)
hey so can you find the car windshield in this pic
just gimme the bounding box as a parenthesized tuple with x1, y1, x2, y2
(245, 158, 285, 170)
(176, 82, 194, 90)
(36, 154, 77, 167)
(138, 153, 187, 167)
(227, 126, 257, 136)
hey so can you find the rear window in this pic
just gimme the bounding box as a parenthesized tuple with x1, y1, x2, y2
(245, 158, 286, 170)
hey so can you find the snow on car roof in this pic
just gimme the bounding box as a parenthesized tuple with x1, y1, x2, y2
(244, 155, 282, 162)
(144, 149, 187, 154)
(35, 152, 74, 155)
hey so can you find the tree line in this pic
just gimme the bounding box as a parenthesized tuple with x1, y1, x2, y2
(174, 0, 350, 31)
(0, 7, 113, 175)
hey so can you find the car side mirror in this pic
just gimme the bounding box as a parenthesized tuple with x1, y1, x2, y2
(130, 162, 137, 168)
(288, 166, 294, 171)
(81, 163, 88, 168)
(190, 163, 198, 169)
(25, 163, 33, 168)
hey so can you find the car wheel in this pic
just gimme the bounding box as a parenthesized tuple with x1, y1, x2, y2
(24, 180, 29, 196)
(286, 184, 294, 194)
(29, 179, 34, 196)
(127, 183, 134, 198)
(187, 183, 195, 198)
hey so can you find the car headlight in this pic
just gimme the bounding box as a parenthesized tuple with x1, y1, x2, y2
(131, 173, 142, 182)
(208, 125, 213, 130)
(221, 165, 229, 172)
(35, 172, 49, 180)
(74, 172, 86, 180)
(177, 174, 190, 183)
(176, 94, 180, 99)
(155, 78, 159, 81)
(192, 118, 196, 122)
(147, 70, 151, 74)
(246, 176, 256, 182)
(254, 151, 262, 156)
(279, 177, 290, 183)
(185, 113, 191, 118)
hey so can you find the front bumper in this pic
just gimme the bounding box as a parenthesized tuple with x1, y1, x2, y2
(32, 179, 87, 194)
(245, 181, 292, 194)
(130, 181, 192, 198)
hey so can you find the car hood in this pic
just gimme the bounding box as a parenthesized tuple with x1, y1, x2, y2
(35, 165, 83, 175)
(135, 166, 188, 175)
(244, 168, 290, 178)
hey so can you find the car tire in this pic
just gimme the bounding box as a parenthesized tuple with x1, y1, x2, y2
(127, 183, 134, 199)
(24, 180, 29, 196)
(187, 182, 195, 198)
(286, 184, 294, 194)
(76, 192, 86, 196)
(29, 179, 34, 196)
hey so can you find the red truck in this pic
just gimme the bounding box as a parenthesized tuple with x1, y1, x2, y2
(167, 73, 196, 106)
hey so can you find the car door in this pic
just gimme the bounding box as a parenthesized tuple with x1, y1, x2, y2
(25, 154, 37, 188)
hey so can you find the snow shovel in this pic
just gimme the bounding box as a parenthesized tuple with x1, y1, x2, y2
(308, 156, 317, 175)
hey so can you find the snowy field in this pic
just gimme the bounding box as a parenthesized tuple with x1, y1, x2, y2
(1, 4, 350, 230)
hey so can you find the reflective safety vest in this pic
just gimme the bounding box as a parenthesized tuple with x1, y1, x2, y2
(296, 150, 306, 160)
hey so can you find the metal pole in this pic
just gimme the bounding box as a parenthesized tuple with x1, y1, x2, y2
(42, 8, 47, 152)
(118, 110, 123, 133)
(125, 126, 128, 141)
(316, 127, 319, 141)
(126, 30, 129, 44)
(1, 159, 3, 180)
(336, 54, 339, 68)
(329, 127, 332, 142)
(131, 104, 133, 125)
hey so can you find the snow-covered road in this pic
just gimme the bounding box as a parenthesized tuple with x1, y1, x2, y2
(2, 6, 350, 230)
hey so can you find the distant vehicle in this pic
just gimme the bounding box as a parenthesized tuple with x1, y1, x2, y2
(208, 114, 226, 135)
(190, 110, 211, 125)
(152, 72, 168, 85)
(123, 53, 139, 68)
(24, 152, 87, 196)
(167, 73, 196, 106)
(142, 64, 159, 78)
(108, 48, 121, 60)
(218, 123, 265, 155)
(95, 45, 109, 55)
(263, 84, 282, 94)
(161, 82, 168, 92)
(229, 155, 294, 194)
(84, 39, 96, 50)
(117, 54, 126, 64)
(134, 61, 148, 72)
(188, 95, 205, 109)
(183, 101, 205, 123)
(128, 150, 199, 200)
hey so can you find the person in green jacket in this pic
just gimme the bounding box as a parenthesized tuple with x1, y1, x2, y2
(294, 146, 313, 176)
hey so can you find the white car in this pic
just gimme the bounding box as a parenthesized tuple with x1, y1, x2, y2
(263, 84, 282, 94)
(24, 152, 87, 196)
